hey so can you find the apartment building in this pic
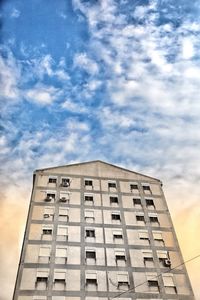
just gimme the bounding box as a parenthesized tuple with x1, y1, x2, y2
(13, 160, 195, 300)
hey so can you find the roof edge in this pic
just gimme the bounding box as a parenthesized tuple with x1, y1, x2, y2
(34, 160, 161, 182)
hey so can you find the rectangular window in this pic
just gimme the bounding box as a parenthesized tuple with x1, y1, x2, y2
(85, 180, 93, 186)
(108, 181, 117, 188)
(48, 177, 57, 184)
(130, 183, 138, 191)
(39, 246, 51, 263)
(42, 225, 53, 235)
(142, 184, 152, 194)
(43, 207, 54, 220)
(85, 210, 95, 223)
(153, 231, 164, 246)
(110, 196, 119, 204)
(133, 198, 142, 207)
(113, 230, 123, 240)
(157, 250, 171, 268)
(36, 270, 49, 290)
(143, 251, 154, 267)
(163, 274, 177, 294)
(146, 273, 159, 292)
(146, 199, 155, 209)
(53, 271, 66, 290)
(149, 213, 159, 225)
(55, 247, 67, 264)
(58, 208, 69, 222)
(136, 214, 145, 224)
(138, 231, 149, 244)
(84, 194, 94, 204)
(111, 212, 121, 221)
(86, 229, 95, 238)
(44, 193, 56, 202)
(117, 273, 129, 288)
(115, 250, 126, 263)
(57, 226, 68, 241)
(59, 192, 70, 203)
(85, 273, 97, 291)
(61, 178, 70, 187)
(86, 250, 96, 259)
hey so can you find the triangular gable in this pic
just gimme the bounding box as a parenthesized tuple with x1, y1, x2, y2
(35, 160, 159, 182)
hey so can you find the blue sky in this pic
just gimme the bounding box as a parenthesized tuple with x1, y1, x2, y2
(1, 0, 200, 299)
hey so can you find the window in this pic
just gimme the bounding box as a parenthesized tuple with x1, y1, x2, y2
(84, 194, 94, 204)
(153, 231, 164, 246)
(108, 181, 117, 188)
(149, 213, 159, 225)
(55, 247, 67, 264)
(85, 273, 97, 291)
(44, 192, 55, 202)
(130, 183, 138, 191)
(133, 198, 142, 207)
(48, 177, 57, 184)
(146, 273, 159, 292)
(43, 207, 54, 220)
(111, 212, 121, 222)
(143, 251, 154, 267)
(57, 226, 68, 241)
(138, 231, 149, 244)
(33, 297, 47, 300)
(85, 180, 93, 186)
(86, 250, 96, 259)
(53, 271, 66, 290)
(85, 229, 95, 238)
(113, 230, 123, 240)
(58, 208, 69, 222)
(142, 184, 152, 194)
(146, 199, 155, 209)
(157, 251, 171, 268)
(115, 250, 126, 266)
(42, 225, 53, 236)
(85, 210, 95, 223)
(39, 246, 51, 263)
(136, 213, 145, 224)
(85, 249, 96, 265)
(110, 196, 119, 205)
(35, 270, 49, 290)
(60, 177, 70, 187)
(117, 273, 129, 288)
(59, 192, 70, 203)
(163, 274, 177, 294)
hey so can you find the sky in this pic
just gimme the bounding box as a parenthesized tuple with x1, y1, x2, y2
(0, 0, 200, 299)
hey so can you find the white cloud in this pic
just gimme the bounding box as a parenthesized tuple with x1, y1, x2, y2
(0, 52, 20, 100)
(61, 98, 87, 113)
(73, 53, 99, 75)
(182, 37, 195, 59)
(26, 84, 61, 105)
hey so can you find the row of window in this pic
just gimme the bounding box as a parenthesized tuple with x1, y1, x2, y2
(41, 206, 160, 225)
(34, 269, 177, 293)
(44, 192, 156, 208)
(48, 176, 152, 194)
(40, 225, 165, 244)
(36, 245, 171, 268)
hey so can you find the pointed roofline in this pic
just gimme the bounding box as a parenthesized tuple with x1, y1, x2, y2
(34, 160, 160, 182)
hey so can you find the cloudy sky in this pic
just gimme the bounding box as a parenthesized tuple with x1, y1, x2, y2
(0, 0, 200, 299)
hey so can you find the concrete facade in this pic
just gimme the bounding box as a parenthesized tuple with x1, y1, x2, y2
(13, 160, 195, 300)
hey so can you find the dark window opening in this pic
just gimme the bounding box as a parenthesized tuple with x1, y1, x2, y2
(86, 230, 95, 238)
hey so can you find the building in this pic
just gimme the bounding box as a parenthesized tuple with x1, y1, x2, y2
(13, 160, 195, 300)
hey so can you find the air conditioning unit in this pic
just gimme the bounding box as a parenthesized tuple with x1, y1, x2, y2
(62, 182, 70, 187)
(43, 214, 50, 218)
(164, 258, 171, 267)
(60, 197, 67, 202)
(44, 197, 52, 202)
